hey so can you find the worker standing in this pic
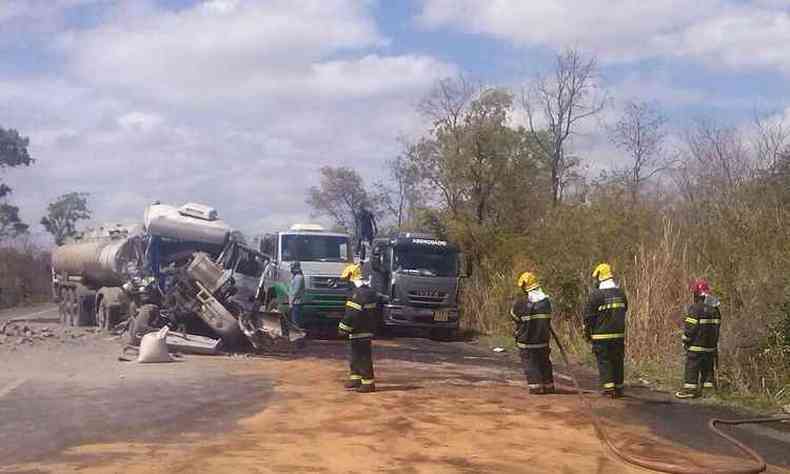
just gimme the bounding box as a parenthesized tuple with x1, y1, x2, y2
(584, 263, 628, 399)
(289, 261, 305, 330)
(338, 263, 379, 393)
(676, 279, 721, 399)
(511, 272, 554, 394)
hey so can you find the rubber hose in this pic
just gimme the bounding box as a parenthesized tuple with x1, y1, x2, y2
(547, 327, 790, 474)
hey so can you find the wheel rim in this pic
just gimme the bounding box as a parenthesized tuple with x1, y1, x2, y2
(96, 301, 106, 330)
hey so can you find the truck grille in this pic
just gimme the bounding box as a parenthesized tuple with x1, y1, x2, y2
(310, 276, 346, 290)
(407, 288, 447, 308)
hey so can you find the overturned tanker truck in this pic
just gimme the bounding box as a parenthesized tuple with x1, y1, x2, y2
(51, 202, 231, 331)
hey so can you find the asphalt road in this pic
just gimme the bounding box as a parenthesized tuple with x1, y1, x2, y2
(0, 305, 273, 467)
(0, 304, 788, 473)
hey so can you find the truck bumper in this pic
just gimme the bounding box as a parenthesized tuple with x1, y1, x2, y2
(382, 304, 459, 329)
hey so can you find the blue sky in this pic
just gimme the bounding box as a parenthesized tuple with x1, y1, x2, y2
(1, 0, 789, 243)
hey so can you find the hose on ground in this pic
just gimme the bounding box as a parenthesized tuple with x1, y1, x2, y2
(547, 327, 790, 474)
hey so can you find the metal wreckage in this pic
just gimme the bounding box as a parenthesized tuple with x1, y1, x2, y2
(50, 202, 306, 354)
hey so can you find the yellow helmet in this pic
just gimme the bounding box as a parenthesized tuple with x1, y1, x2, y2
(517, 272, 540, 291)
(340, 263, 362, 282)
(592, 263, 613, 281)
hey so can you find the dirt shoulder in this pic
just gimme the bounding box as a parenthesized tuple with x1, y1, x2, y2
(2, 334, 788, 474)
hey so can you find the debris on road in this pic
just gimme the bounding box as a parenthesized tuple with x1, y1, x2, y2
(165, 331, 221, 355)
(492, 347, 505, 353)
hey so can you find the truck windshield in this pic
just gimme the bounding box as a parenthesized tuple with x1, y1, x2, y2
(281, 235, 351, 262)
(393, 246, 458, 277)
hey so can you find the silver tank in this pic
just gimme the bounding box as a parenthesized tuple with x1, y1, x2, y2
(51, 236, 142, 286)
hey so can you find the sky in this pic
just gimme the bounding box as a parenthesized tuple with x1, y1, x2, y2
(1, 0, 789, 244)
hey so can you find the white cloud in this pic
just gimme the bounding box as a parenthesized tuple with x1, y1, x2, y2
(417, 0, 790, 74)
(2, 0, 456, 242)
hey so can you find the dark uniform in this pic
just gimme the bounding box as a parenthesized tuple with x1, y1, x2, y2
(682, 296, 721, 394)
(584, 284, 628, 395)
(338, 284, 379, 391)
(511, 292, 554, 393)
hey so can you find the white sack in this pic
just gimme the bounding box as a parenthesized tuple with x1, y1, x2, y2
(138, 326, 174, 363)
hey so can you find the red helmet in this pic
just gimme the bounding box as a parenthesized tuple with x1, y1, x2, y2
(690, 279, 710, 296)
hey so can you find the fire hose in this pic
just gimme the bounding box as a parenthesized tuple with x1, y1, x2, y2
(548, 327, 790, 474)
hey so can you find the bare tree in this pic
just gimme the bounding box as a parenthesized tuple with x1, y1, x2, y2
(375, 147, 422, 230)
(752, 112, 789, 173)
(684, 118, 751, 191)
(522, 48, 606, 205)
(609, 100, 668, 203)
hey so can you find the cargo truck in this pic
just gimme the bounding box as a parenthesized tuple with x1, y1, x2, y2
(257, 224, 353, 329)
(367, 233, 463, 339)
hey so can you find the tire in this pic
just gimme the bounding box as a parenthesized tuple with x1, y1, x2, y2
(75, 289, 96, 327)
(64, 288, 77, 327)
(127, 304, 158, 346)
(96, 299, 111, 331)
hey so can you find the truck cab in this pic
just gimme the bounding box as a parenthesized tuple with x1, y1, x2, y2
(258, 224, 353, 328)
(368, 233, 461, 338)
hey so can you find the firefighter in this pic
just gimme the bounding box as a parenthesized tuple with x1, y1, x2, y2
(584, 263, 628, 399)
(675, 279, 721, 399)
(511, 271, 554, 394)
(338, 263, 379, 393)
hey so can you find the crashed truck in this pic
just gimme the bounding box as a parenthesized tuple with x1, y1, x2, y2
(52, 203, 302, 351)
(51, 203, 230, 330)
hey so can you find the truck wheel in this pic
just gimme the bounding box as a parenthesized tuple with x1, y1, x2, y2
(75, 289, 96, 327)
(64, 288, 77, 326)
(96, 299, 112, 331)
(126, 304, 158, 346)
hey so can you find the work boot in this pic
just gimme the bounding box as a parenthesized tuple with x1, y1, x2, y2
(601, 390, 616, 399)
(543, 384, 555, 394)
(674, 390, 700, 399)
(344, 379, 361, 390)
(356, 383, 376, 393)
(614, 388, 624, 399)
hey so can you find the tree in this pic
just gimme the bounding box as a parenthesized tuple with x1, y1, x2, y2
(374, 149, 423, 230)
(522, 48, 606, 205)
(0, 127, 35, 241)
(0, 204, 28, 240)
(41, 192, 92, 245)
(608, 100, 668, 203)
(306, 166, 376, 239)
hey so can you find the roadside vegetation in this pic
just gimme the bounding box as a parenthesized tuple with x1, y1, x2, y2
(308, 48, 790, 409)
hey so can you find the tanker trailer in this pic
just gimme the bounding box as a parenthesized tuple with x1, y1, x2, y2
(51, 232, 143, 328)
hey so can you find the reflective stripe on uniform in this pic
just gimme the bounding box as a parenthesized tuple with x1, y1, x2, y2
(517, 342, 549, 349)
(698, 318, 720, 324)
(598, 302, 626, 311)
(361, 378, 375, 385)
(349, 332, 374, 339)
(684, 383, 698, 389)
(338, 322, 353, 332)
(603, 382, 615, 389)
(591, 333, 625, 340)
(363, 303, 378, 310)
(703, 382, 715, 388)
(688, 346, 717, 352)
(346, 301, 362, 311)
(528, 383, 543, 389)
(685, 317, 699, 324)
(521, 314, 551, 322)
(349, 374, 362, 380)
